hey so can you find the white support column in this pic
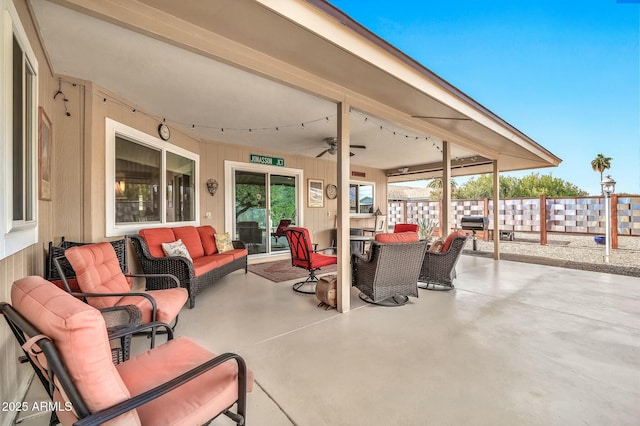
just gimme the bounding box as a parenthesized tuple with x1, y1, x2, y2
(336, 101, 351, 313)
(492, 160, 500, 260)
(441, 141, 452, 236)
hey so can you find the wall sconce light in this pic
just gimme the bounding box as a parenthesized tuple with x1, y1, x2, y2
(206, 179, 219, 196)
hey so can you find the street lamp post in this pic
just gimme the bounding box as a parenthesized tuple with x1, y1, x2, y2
(600, 175, 616, 263)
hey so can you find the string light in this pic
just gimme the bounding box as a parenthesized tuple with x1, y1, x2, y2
(71, 81, 442, 154)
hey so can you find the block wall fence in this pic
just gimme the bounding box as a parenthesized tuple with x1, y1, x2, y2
(388, 195, 640, 247)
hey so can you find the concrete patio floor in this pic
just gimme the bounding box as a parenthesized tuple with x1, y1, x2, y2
(19, 254, 640, 425)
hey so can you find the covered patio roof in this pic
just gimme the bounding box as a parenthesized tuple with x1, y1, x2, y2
(30, 0, 560, 178)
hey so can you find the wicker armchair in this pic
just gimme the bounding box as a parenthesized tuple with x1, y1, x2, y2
(418, 234, 468, 290)
(352, 237, 428, 306)
(129, 234, 247, 308)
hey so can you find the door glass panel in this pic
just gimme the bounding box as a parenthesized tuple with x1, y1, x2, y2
(235, 171, 266, 255)
(270, 175, 296, 252)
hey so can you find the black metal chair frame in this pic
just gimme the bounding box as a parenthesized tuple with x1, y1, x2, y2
(1, 301, 141, 426)
(53, 249, 182, 348)
(285, 228, 336, 294)
(1, 302, 249, 426)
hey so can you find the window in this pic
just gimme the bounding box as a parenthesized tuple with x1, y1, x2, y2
(350, 182, 375, 215)
(106, 119, 198, 236)
(1, 1, 39, 259)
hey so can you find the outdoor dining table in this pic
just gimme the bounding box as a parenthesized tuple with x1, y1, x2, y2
(349, 235, 374, 255)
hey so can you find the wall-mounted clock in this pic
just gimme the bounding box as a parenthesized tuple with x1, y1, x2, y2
(158, 122, 171, 141)
(326, 184, 337, 200)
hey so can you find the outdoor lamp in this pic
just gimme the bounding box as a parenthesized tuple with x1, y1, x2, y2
(601, 175, 616, 195)
(600, 175, 616, 263)
(206, 179, 219, 196)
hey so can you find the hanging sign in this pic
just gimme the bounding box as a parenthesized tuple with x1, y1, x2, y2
(249, 154, 285, 167)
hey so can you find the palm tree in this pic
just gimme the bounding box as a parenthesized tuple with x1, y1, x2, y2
(427, 178, 457, 200)
(591, 154, 612, 193)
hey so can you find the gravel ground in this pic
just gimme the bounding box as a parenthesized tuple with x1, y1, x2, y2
(463, 233, 640, 277)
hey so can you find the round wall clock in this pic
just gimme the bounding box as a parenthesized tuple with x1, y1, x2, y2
(326, 184, 337, 200)
(158, 122, 171, 141)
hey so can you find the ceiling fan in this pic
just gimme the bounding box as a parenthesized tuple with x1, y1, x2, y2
(316, 137, 366, 158)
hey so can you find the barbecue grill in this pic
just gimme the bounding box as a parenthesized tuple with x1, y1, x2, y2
(460, 216, 489, 251)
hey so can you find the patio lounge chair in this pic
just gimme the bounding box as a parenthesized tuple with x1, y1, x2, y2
(418, 232, 468, 290)
(56, 241, 188, 346)
(285, 227, 337, 294)
(1, 275, 253, 426)
(352, 232, 428, 306)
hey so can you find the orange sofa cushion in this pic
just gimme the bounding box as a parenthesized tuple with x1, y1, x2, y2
(375, 232, 419, 243)
(139, 228, 176, 258)
(192, 255, 234, 276)
(11, 276, 139, 424)
(197, 225, 218, 255)
(172, 226, 205, 259)
(116, 336, 253, 426)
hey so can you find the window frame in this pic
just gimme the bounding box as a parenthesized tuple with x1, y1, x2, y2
(105, 118, 199, 237)
(349, 181, 376, 217)
(0, 1, 39, 260)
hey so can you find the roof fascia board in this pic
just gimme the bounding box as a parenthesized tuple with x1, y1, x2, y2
(259, 0, 560, 164)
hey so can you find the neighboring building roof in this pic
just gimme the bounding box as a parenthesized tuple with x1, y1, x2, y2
(388, 185, 433, 200)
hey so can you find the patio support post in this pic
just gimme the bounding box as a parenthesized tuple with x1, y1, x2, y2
(540, 195, 547, 245)
(336, 101, 351, 313)
(441, 141, 451, 236)
(611, 194, 618, 249)
(492, 160, 500, 260)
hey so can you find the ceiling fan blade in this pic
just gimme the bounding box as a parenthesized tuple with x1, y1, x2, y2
(316, 149, 330, 158)
(350, 145, 366, 149)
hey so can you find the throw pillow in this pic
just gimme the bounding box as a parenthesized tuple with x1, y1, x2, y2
(161, 239, 193, 262)
(428, 238, 444, 252)
(214, 233, 234, 253)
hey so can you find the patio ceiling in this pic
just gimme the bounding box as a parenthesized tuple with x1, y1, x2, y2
(30, 0, 560, 179)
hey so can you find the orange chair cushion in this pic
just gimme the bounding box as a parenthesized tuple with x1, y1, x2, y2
(116, 288, 187, 324)
(139, 228, 176, 258)
(393, 223, 419, 233)
(65, 242, 131, 310)
(292, 252, 336, 269)
(172, 226, 205, 259)
(442, 230, 467, 252)
(375, 232, 419, 243)
(11, 276, 139, 424)
(116, 336, 253, 426)
(197, 226, 218, 255)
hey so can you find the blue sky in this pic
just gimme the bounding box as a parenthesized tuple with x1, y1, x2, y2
(330, 0, 640, 195)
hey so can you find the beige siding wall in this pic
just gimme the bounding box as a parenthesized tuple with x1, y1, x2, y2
(1, 0, 58, 422)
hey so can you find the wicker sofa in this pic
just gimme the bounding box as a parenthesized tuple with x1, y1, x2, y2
(130, 226, 247, 308)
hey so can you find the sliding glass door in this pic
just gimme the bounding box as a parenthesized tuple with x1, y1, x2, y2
(226, 161, 302, 257)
